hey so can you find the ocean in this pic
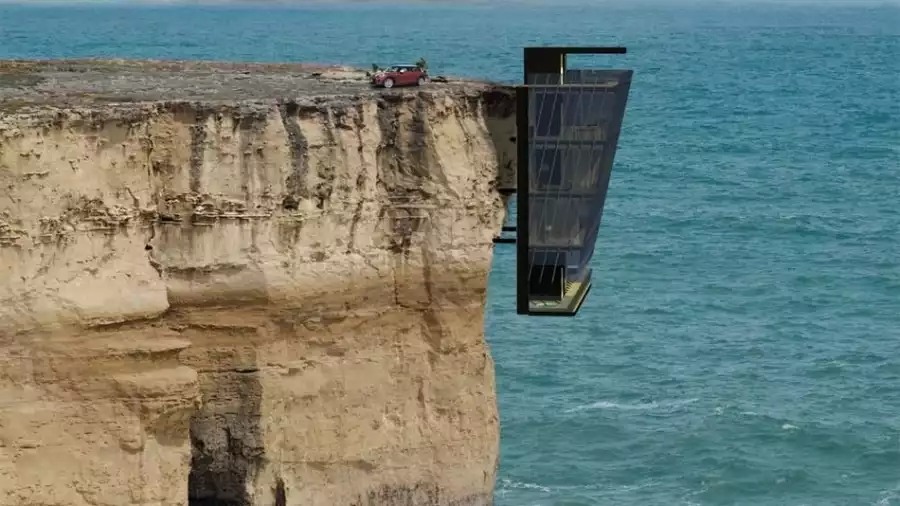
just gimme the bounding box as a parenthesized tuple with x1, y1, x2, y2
(1, 1, 898, 504)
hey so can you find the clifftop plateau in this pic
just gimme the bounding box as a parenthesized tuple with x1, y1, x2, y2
(0, 60, 517, 506)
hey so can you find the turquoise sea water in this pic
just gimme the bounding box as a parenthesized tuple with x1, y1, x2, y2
(2, 2, 899, 504)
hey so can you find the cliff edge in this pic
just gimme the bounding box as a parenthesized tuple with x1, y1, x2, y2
(0, 60, 517, 506)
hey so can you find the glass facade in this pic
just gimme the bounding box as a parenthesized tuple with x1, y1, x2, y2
(520, 69, 633, 314)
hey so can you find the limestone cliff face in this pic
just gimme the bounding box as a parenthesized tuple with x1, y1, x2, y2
(0, 81, 516, 505)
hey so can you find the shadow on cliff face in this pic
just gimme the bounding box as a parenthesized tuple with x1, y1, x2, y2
(187, 349, 265, 506)
(481, 88, 517, 192)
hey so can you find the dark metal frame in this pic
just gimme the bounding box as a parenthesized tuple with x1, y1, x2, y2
(516, 86, 531, 314)
(515, 46, 628, 316)
(522, 46, 626, 84)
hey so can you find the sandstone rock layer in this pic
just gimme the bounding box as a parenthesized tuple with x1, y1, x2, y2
(0, 61, 516, 506)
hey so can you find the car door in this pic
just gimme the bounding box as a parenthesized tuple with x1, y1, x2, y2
(403, 67, 420, 85)
(395, 68, 411, 86)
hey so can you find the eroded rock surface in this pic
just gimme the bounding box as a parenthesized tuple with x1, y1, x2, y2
(0, 60, 517, 506)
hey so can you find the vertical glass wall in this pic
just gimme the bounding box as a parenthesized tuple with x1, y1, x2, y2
(523, 69, 633, 312)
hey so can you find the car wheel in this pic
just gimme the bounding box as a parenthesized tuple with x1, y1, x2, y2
(383, 78, 394, 89)
(417, 76, 426, 86)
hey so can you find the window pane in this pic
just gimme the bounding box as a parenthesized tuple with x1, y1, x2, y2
(533, 147, 563, 188)
(533, 90, 562, 137)
(563, 145, 604, 191)
(563, 89, 616, 127)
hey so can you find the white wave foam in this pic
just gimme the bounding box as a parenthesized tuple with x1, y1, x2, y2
(874, 480, 900, 505)
(498, 479, 552, 493)
(565, 398, 699, 414)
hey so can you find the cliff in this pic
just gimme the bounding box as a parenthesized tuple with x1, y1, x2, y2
(0, 60, 517, 506)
